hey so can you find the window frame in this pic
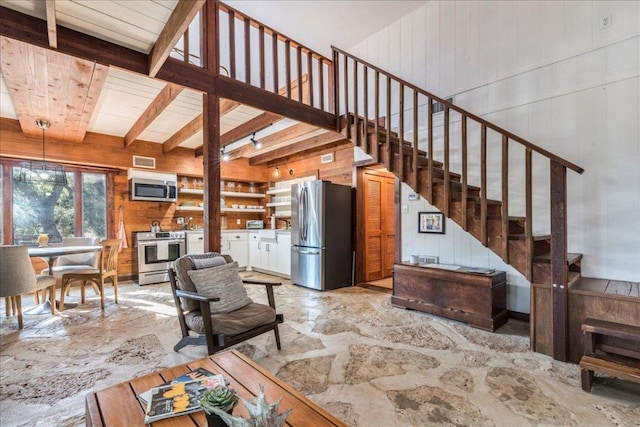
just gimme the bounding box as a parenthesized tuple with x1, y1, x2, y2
(0, 158, 115, 245)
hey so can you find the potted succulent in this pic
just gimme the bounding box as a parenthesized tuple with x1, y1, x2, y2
(200, 385, 239, 427)
(212, 384, 292, 427)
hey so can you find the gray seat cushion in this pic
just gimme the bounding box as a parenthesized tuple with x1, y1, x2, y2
(185, 302, 276, 335)
(43, 264, 97, 277)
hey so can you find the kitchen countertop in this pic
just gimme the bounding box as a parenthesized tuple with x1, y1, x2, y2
(185, 229, 290, 233)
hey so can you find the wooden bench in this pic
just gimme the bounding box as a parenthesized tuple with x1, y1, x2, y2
(580, 318, 640, 392)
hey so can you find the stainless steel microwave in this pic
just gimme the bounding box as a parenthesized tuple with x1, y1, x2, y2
(130, 178, 177, 202)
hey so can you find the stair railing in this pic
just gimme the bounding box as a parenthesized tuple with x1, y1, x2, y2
(214, 3, 334, 112)
(332, 46, 583, 269)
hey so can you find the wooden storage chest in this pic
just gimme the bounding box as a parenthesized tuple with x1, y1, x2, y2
(391, 263, 508, 332)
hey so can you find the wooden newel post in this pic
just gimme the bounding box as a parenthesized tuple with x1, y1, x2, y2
(550, 160, 568, 361)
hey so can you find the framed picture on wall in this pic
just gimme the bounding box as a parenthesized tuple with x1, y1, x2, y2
(418, 212, 445, 234)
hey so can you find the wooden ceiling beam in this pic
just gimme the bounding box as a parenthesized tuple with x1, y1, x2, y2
(163, 114, 202, 154)
(45, 0, 56, 48)
(227, 122, 317, 161)
(0, 36, 107, 143)
(70, 62, 109, 143)
(214, 76, 334, 131)
(124, 82, 184, 147)
(163, 98, 241, 153)
(251, 131, 349, 165)
(0, 6, 213, 93)
(221, 111, 282, 146)
(194, 111, 282, 157)
(149, 0, 205, 77)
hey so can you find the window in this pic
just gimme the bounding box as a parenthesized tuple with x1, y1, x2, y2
(8, 163, 108, 245)
(82, 173, 107, 238)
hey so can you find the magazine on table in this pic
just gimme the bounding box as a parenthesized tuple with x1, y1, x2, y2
(138, 368, 224, 404)
(143, 375, 225, 423)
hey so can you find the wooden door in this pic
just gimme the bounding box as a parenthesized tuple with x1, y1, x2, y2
(362, 169, 395, 282)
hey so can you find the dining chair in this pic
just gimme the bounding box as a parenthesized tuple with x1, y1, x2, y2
(35, 236, 101, 303)
(0, 245, 57, 328)
(59, 239, 121, 311)
(40, 236, 101, 277)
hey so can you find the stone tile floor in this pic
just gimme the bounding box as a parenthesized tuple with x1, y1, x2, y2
(0, 274, 638, 426)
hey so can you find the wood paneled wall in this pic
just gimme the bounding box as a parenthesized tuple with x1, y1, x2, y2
(1, 118, 269, 280)
(266, 144, 354, 187)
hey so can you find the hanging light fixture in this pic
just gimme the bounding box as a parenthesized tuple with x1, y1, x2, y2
(250, 132, 262, 149)
(18, 119, 67, 185)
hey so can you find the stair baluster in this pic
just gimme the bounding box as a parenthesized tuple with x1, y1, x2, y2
(461, 115, 468, 231)
(501, 135, 509, 262)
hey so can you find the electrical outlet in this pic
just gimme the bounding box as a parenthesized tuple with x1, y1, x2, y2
(236, 218, 241, 225)
(600, 13, 612, 29)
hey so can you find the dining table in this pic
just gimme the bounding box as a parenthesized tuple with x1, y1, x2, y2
(27, 245, 103, 314)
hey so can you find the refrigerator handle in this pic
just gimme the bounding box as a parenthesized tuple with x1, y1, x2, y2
(300, 186, 307, 242)
(303, 186, 309, 241)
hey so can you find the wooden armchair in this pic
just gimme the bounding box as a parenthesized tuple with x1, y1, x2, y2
(168, 253, 283, 355)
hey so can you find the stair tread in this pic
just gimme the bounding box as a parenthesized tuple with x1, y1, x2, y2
(509, 234, 550, 241)
(533, 252, 583, 264)
(432, 178, 478, 191)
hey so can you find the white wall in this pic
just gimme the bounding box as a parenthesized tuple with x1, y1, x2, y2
(400, 182, 530, 313)
(351, 1, 640, 297)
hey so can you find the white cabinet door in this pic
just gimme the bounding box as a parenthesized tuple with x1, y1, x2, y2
(222, 232, 248, 268)
(265, 242, 278, 272)
(249, 233, 261, 270)
(229, 239, 248, 268)
(276, 233, 291, 275)
(187, 232, 205, 255)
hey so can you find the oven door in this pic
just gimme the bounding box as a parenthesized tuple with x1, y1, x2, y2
(138, 239, 185, 273)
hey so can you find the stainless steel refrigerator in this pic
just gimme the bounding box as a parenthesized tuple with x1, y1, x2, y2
(291, 180, 352, 290)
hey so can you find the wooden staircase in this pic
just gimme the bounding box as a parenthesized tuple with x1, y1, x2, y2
(331, 47, 585, 362)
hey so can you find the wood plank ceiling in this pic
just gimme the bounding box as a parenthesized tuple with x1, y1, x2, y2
(0, 0, 346, 164)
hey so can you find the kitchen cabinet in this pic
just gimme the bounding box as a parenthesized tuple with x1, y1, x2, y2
(221, 231, 248, 269)
(248, 230, 290, 277)
(186, 231, 205, 255)
(249, 232, 261, 270)
(275, 232, 291, 276)
(259, 231, 278, 272)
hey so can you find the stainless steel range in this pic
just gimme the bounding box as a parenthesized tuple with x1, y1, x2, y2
(135, 231, 186, 285)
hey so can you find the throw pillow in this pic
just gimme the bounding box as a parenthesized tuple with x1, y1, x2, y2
(187, 262, 252, 314)
(191, 254, 227, 270)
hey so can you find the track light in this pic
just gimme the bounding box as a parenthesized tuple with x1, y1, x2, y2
(220, 147, 230, 162)
(274, 166, 280, 177)
(250, 133, 262, 149)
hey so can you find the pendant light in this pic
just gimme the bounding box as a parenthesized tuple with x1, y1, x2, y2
(18, 119, 67, 185)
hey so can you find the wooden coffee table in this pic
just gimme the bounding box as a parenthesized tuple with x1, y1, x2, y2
(86, 349, 346, 426)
